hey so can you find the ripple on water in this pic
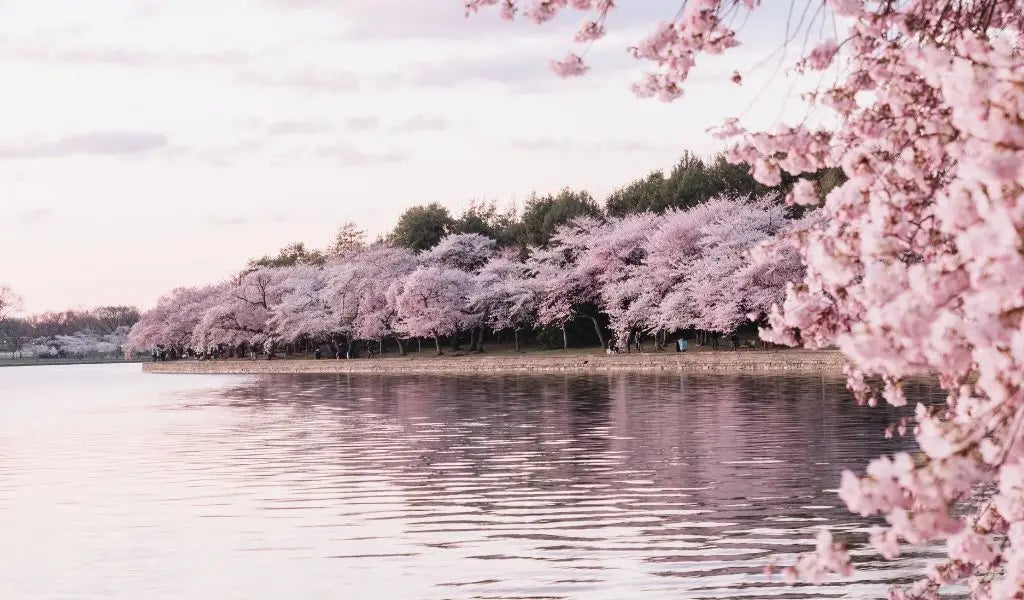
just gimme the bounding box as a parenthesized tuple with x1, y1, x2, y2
(0, 365, 947, 599)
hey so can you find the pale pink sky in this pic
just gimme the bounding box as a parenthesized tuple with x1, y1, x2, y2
(0, 1, 805, 313)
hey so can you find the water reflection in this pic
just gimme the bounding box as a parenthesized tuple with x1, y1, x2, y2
(0, 365, 945, 599)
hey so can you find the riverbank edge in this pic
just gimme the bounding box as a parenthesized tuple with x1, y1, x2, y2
(1, 358, 149, 368)
(142, 349, 848, 375)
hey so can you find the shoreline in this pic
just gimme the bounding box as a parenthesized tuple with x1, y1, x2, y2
(0, 357, 148, 368)
(142, 349, 847, 375)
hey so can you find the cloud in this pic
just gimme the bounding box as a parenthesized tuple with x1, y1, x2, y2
(266, 120, 333, 136)
(315, 143, 406, 166)
(208, 215, 253, 227)
(394, 115, 448, 132)
(0, 35, 260, 69)
(271, 0, 528, 40)
(236, 69, 360, 93)
(384, 38, 638, 92)
(511, 137, 672, 153)
(268, 0, 677, 42)
(208, 212, 292, 227)
(0, 131, 168, 159)
(345, 116, 378, 131)
(391, 55, 557, 90)
(17, 208, 52, 225)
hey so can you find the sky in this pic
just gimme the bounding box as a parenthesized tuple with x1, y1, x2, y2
(0, 0, 808, 313)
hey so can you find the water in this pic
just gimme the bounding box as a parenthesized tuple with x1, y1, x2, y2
(0, 363, 943, 599)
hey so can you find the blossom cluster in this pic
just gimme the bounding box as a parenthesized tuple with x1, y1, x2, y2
(24, 327, 130, 358)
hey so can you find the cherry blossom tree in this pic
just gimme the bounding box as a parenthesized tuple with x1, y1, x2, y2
(527, 216, 612, 349)
(578, 212, 659, 350)
(27, 328, 128, 358)
(678, 196, 789, 334)
(191, 267, 292, 355)
(465, 1, 1024, 597)
(425, 233, 497, 349)
(423, 233, 496, 272)
(471, 250, 540, 351)
(349, 245, 419, 354)
(269, 265, 337, 345)
(395, 265, 477, 354)
(736, 210, 823, 328)
(125, 285, 223, 357)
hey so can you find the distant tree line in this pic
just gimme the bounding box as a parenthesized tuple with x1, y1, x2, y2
(0, 297, 141, 358)
(252, 153, 842, 264)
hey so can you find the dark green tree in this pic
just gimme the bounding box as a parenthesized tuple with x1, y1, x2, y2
(518, 188, 601, 247)
(389, 202, 454, 251)
(605, 171, 667, 217)
(452, 200, 499, 237)
(606, 152, 771, 216)
(250, 242, 326, 268)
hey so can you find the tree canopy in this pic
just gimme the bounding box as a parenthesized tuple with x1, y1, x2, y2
(389, 202, 455, 251)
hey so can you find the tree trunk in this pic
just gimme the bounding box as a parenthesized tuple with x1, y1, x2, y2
(434, 336, 442, 356)
(583, 314, 605, 349)
(477, 327, 485, 353)
(469, 327, 479, 352)
(561, 323, 568, 350)
(417, 338, 422, 354)
(394, 335, 406, 356)
(513, 328, 520, 352)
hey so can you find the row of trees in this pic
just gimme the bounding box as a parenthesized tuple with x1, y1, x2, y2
(249, 152, 840, 265)
(0, 295, 140, 358)
(126, 195, 809, 358)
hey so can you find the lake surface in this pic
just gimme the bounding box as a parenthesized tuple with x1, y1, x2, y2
(0, 364, 942, 599)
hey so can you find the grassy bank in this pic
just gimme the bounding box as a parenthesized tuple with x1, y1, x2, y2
(143, 348, 847, 375)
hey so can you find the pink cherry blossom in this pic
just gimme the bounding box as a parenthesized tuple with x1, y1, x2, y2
(550, 53, 588, 77)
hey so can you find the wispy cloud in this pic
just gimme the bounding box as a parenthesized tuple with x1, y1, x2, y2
(266, 120, 333, 136)
(0, 131, 168, 159)
(391, 55, 555, 90)
(394, 115, 449, 132)
(17, 208, 53, 225)
(316, 143, 406, 166)
(208, 215, 253, 227)
(0, 36, 260, 68)
(345, 116, 379, 131)
(511, 137, 673, 153)
(236, 69, 360, 93)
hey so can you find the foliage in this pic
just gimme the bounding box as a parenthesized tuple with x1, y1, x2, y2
(250, 241, 326, 268)
(0, 285, 22, 324)
(326, 222, 367, 258)
(25, 327, 130, 358)
(389, 202, 455, 251)
(518, 188, 602, 247)
(0, 301, 141, 355)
